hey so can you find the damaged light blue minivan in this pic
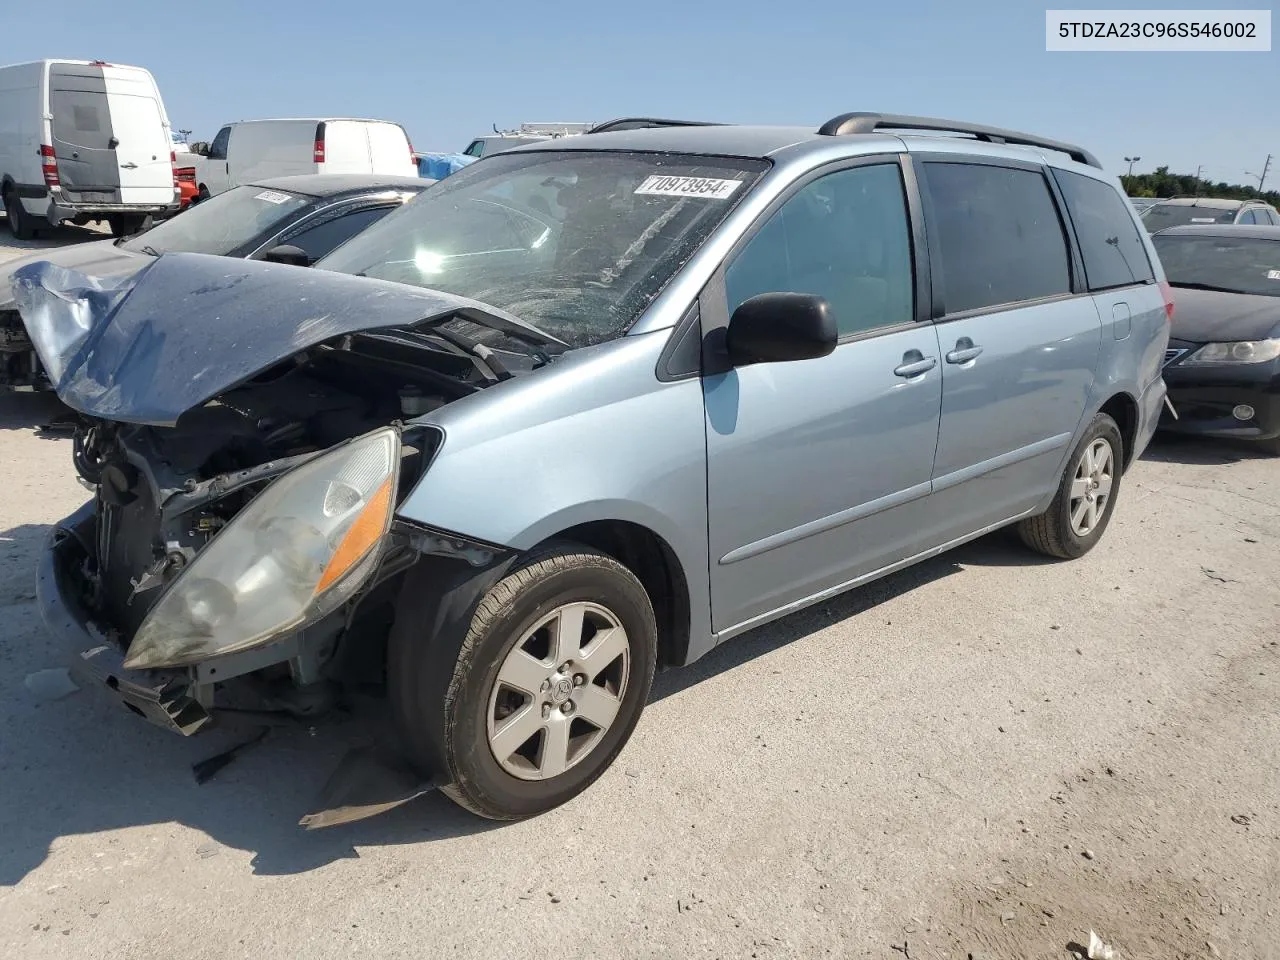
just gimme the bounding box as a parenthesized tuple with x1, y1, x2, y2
(19, 114, 1172, 821)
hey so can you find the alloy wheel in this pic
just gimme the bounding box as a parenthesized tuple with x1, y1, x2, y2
(486, 601, 631, 781)
(1069, 438, 1114, 536)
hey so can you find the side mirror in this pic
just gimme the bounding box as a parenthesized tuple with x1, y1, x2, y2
(725, 292, 837, 366)
(262, 245, 313, 267)
(188, 142, 207, 157)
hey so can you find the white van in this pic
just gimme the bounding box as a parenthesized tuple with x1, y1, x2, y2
(189, 119, 417, 199)
(0, 59, 179, 239)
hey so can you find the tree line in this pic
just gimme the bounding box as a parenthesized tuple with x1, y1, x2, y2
(1123, 166, 1279, 205)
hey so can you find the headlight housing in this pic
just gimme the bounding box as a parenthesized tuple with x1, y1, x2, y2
(1183, 339, 1280, 365)
(123, 427, 400, 670)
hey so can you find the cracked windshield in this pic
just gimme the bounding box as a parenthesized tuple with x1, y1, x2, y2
(318, 151, 767, 347)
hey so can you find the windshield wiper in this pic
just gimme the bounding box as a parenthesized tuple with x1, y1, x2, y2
(136, 244, 162, 257)
(429, 326, 515, 382)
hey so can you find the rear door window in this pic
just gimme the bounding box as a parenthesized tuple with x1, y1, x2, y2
(280, 204, 398, 260)
(1239, 210, 1258, 225)
(50, 88, 111, 150)
(921, 161, 1071, 314)
(1053, 169, 1155, 290)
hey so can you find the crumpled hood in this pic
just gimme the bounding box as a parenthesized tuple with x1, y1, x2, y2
(1169, 287, 1280, 343)
(11, 251, 518, 425)
(0, 239, 149, 312)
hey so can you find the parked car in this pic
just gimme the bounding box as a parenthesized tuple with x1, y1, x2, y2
(462, 122, 592, 159)
(0, 173, 429, 390)
(187, 118, 417, 200)
(21, 113, 1170, 822)
(1151, 223, 1280, 454)
(0, 59, 180, 239)
(1141, 197, 1280, 232)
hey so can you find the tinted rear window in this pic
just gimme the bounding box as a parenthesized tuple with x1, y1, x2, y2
(1055, 170, 1155, 290)
(1152, 235, 1280, 298)
(1141, 203, 1237, 229)
(50, 89, 111, 149)
(922, 162, 1071, 314)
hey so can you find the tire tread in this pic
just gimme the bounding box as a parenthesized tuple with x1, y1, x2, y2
(1017, 413, 1122, 560)
(426, 543, 655, 820)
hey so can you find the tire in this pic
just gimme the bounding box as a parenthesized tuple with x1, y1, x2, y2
(195, 185, 210, 205)
(1018, 413, 1124, 560)
(107, 214, 146, 239)
(4, 188, 36, 240)
(390, 542, 657, 820)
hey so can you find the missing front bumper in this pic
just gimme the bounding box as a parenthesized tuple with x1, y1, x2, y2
(36, 505, 212, 736)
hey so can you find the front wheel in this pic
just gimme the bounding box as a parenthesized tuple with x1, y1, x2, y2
(390, 543, 657, 820)
(1018, 412, 1123, 559)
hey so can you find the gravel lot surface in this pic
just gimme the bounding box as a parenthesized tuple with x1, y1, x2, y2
(1, 227, 1277, 960)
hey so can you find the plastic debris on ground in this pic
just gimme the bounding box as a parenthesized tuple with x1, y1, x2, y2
(1087, 930, 1117, 960)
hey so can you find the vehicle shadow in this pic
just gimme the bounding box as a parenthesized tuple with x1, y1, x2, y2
(0, 518, 501, 886)
(0, 215, 107, 252)
(651, 545, 970, 703)
(0, 392, 72, 434)
(1141, 432, 1271, 466)
(0, 524, 1020, 884)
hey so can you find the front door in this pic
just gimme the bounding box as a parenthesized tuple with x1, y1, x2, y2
(704, 160, 943, 636)
(201, 126, 232, 194)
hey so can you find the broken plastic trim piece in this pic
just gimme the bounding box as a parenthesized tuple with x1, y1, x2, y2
(299, 746, 437, 829)
(396, 517, 508, 568)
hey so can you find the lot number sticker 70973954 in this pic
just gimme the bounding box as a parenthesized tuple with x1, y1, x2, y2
(634, 175, 744, 200)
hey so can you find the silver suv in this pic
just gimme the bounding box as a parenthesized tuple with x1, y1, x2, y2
(1142, 196, 1280, 231)
(22, 112, 1172, 821)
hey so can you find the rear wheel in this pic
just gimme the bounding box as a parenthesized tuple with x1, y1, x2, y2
(3, 188, 36, 240)
(390, 543, 657, 820)
(1018, 413, 1123, 559)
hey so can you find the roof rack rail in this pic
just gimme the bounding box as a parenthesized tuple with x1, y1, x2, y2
(587, 117, 722, 134)
(816, 112, 1102, 169)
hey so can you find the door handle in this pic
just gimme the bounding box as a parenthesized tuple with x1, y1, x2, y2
(945, 337, 984, 364)
(893, 351, 937, 378)
(120, 162, 138, 169)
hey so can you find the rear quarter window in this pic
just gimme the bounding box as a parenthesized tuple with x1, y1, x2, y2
(1054, 170, 1155, 290)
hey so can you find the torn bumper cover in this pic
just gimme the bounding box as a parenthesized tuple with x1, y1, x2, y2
(37, 502, 212, 735)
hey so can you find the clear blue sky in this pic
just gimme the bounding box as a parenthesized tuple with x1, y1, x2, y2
(13, 0, 1279, 186)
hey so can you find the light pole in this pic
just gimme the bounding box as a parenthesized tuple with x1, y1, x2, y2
(1124, 156, 1141, 178)
(1245, 155, 1273, 193)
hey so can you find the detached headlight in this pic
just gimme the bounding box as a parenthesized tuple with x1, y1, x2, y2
(1184, 339, 1280, 365)
(123, 428, 400, 670)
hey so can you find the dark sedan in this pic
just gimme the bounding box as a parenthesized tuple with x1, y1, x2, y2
(1152, 224, 1280, 454)
(0, 173, 432, 390)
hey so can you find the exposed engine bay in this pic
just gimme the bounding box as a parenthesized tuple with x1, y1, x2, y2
(67, 333, 485, 648)
(0, 308, 41, 389)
